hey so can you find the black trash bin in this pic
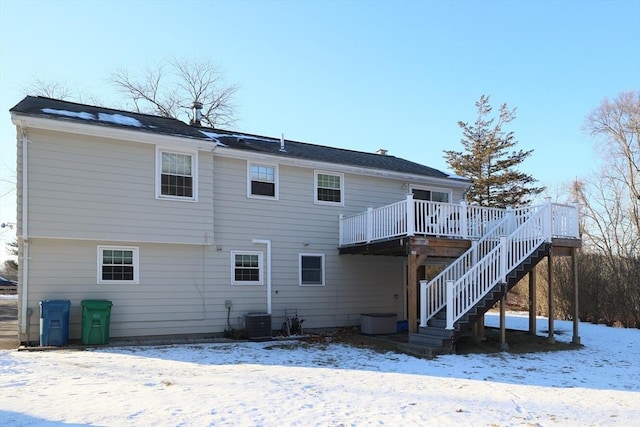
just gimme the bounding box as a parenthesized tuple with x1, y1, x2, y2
(40, 300, 71, 346)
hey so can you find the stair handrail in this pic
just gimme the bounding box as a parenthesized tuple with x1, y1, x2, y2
(420, 214, 509, 327)
(445, 203, 550, 330)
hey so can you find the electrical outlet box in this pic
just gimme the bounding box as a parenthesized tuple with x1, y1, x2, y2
(225, 300, 232, 308)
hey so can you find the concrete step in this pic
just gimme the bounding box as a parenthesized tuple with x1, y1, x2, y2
(428, 318, 447, 328)
(409, 332, 452, 349)
(418, 326, 454, 338)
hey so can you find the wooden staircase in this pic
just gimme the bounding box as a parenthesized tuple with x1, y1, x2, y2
(410, 240, 552, 352)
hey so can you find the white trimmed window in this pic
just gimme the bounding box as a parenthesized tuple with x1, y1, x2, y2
(98, 246, 139, 284)
(248, 162, 278, 199)
(299, 253, 325, 286)
(411, 186, 450, 203)
(156, 148, 197, 200)
(231, 251, 264, 285)
(315, 170, 344, 205)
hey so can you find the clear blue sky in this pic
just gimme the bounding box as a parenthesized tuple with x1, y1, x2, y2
(1, 0, 639, 258)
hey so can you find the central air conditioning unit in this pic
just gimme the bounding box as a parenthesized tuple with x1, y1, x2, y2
(244, 312, 272, 340)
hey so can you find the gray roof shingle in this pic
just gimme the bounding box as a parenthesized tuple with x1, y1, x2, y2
(11, 96, 462, 180)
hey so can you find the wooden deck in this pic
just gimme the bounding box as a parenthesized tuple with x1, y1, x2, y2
(339, 236, 472, 258)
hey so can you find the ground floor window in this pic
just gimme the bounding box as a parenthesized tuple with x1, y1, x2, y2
(299, 253, 325, 286)
(231, 251, 263, 285)
(98, 246, 139, 284)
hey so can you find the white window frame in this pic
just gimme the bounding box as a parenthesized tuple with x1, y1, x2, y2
(97, 246, 139, 284)
(410, 185, 452, 203)
(314, 170, 344, 206)
(156, 147, 198, 201)
(299, 253, 325, 286)
(230, 250, 264, 286)
(247, 161, 279, 200)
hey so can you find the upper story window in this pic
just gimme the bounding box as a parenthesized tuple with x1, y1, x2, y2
(231, 251, 263, 285)
(412, 187, 450, 203)
(98, 246, 139, 284)
(315, 170, 344, 206)
(156, 148, 197, 201)
(248, 162, 278, 199)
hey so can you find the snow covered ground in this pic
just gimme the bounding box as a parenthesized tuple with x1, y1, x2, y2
(1, 305, 638, 426)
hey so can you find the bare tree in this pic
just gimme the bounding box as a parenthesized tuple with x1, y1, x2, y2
(110, 58, 239, 128)
(1, 240, 18, 281)
(566, 91, 640, 327)
(24, 77, 103, 106)
(584, 90, 640, 237)
(24, 77, 73, 100)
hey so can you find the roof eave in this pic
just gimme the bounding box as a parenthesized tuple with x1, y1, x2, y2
(11, 112, 217, 152)
(213, 145, 471, 188)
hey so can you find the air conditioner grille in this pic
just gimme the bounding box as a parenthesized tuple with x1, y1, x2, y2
(245, 312, 272, 340)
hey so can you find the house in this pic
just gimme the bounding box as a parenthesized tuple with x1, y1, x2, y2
(9, 96, 581, 349)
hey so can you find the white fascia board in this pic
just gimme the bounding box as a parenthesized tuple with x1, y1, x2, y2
(10, 113, 217, 152)
(26, 234, 213, 246)
(213, 146, 471, 190)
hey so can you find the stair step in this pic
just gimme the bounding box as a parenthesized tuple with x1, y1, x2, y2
(409, 333, 452, 349)
(428, 318, 447, 328)
(423, 240, 552, 346)
(418, 326, 454, 338)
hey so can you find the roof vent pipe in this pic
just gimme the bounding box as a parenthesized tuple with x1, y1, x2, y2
(191, 101, 203, 127)
(279, 133, 286, 152)
(376, 148, 388, 156)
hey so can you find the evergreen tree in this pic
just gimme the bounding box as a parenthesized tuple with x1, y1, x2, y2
(2, 240, 18, 281)
(444, 95, 544, 208)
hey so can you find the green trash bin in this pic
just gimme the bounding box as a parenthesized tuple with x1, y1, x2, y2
(81, 300, 113, 345)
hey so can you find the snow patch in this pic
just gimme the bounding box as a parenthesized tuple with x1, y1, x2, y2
(0, 315, 638, 426)
(198, 130, 226, 146)
(41, 108, 142, 127)
(199, 130, 274, 144)
(98, 113, 141, 127)
(41, 108, 95, 120)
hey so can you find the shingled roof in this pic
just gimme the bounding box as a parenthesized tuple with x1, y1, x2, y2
(11, 96, 462, 180)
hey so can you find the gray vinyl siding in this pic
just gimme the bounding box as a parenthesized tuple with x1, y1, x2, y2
(25, 128, 214, 245)
(19, 125, 465, 341)
(211, 158, 412, 329)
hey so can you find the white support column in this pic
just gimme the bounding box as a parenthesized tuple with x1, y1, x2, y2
(506, 207, 515, 234)
(460, 201, 468, 239)
(406, 194, 415, 237)
(544, 197, 553, 242)
(446, 280, 454, 330)
(572, 202, 581, 238)
(419, 280, 427, 327)
(500, 236, 508, 283)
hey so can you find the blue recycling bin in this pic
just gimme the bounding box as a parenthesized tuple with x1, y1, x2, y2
(40, 300, 71, 346)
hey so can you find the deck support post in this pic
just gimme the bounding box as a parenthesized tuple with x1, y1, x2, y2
(547, 247, 555, 344)
(407, 249, 427, 334)
(408, 252, 417, 333)
(472, 315, 485, 344)
(499, 295, 509, 351)
(572, 246, 581, 345)
(528, 265, 537, 335)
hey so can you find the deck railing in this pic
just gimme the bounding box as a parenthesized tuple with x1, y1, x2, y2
(340, 197, 580, 331)
(339, 195, 512, 246)
(339, 196, 579, 247)
(444, 204, 551, 329)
